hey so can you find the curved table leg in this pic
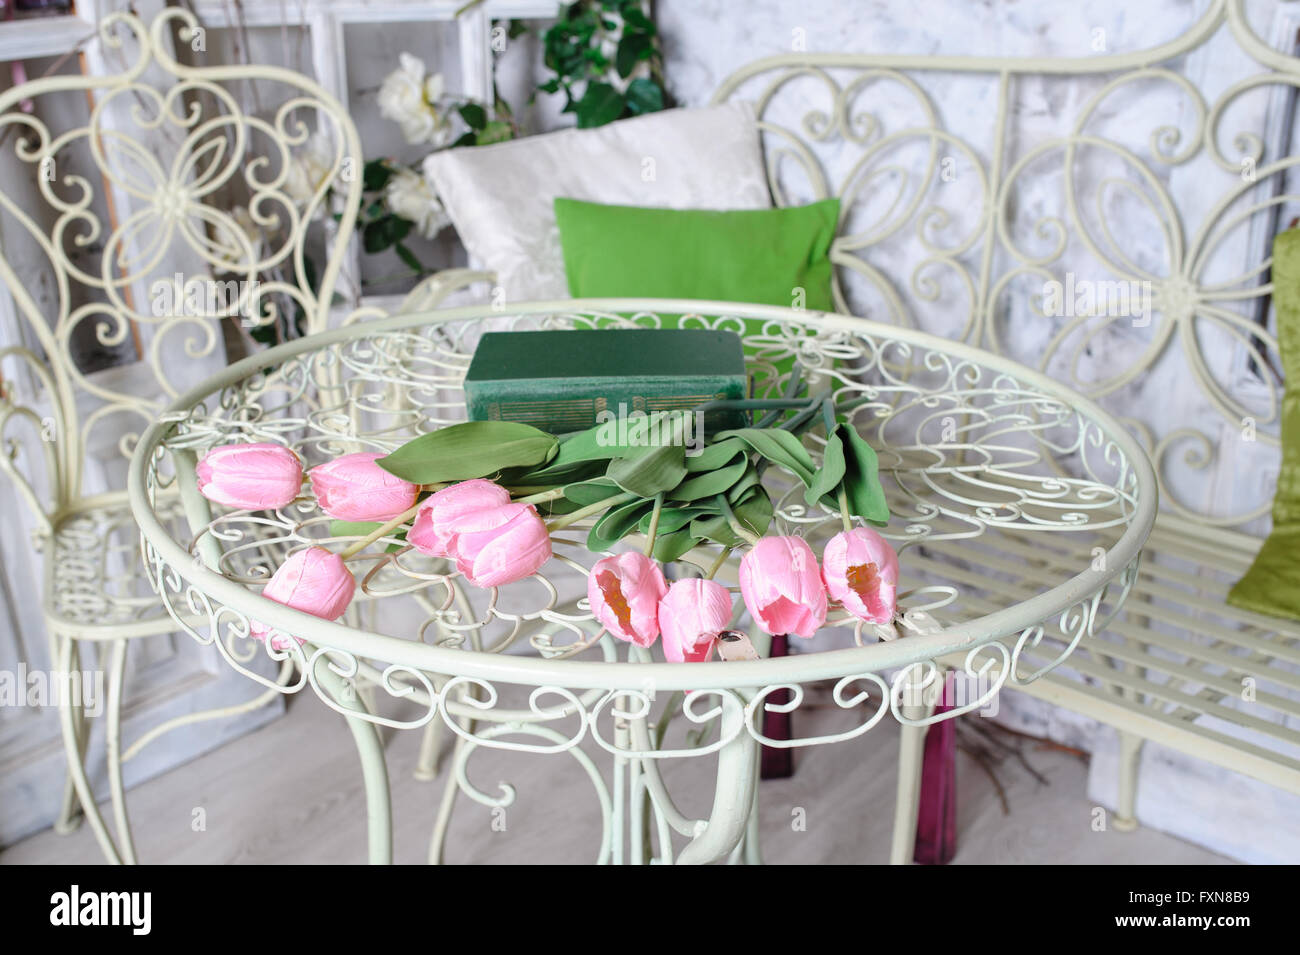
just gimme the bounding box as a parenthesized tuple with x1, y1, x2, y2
(677, 696, 758, 865)
(889, 668, 937, 865)
(56, 634, 123, 864)
(309, 651, 392, 864)
(105, 638, 138, 864)
(50, 629, 87, 835)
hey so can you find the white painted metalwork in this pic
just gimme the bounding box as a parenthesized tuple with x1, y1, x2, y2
(0, 7, 375, 861)
(706, 0, 1300, 846)
(128, 300, 1157, 864)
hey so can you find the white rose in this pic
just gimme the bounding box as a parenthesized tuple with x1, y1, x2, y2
(378, 53, 449, 146)
(284, 132, 336, 215)
(384, 167, 450, 240)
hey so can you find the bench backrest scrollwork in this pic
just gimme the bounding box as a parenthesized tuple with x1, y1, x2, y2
(712, 0, 1296, 536)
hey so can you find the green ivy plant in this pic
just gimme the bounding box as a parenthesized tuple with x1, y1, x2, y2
(539, 0, 668, 128)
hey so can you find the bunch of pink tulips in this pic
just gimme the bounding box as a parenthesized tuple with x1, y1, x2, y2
(196, 442, 899, 659)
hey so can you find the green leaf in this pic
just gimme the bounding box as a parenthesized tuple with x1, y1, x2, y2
(362, 159, 393, 192)
(616, 32, 651, 77)
(637, 505, 707, 535)
(684, 437, 745, 472)
(840, 425, 891, 524)
(587, 497, 651, 551)
(575, 81, 625, 128)
(378, 421, 557, 484)
(732, 487, 775, 537)
(363, 219, 391, 254)
(652, 529, 701, 563)
(452, 131, 478, 147)
(458, 103, 488, 130)
(561, 476, 626, 506)
(715, 428, 817, 486)
(476, 120, 514, 145)
(670, 456, 750, 502)
(607, 441, 687, 497)
(393, 242, 425, 274)
(625, 78, 664, 116)
(806, 429, 847, 506)
(384, 215, 413, 244)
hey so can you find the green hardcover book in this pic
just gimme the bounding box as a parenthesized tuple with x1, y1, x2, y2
(463, 328, 749, 434)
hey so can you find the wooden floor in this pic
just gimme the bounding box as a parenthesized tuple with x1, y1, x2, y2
(1, 687, 1232, 865)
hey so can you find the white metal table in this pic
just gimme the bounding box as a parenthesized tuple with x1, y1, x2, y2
(127, 300, 1157, 864)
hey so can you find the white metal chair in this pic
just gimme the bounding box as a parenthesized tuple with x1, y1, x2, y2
(0, 8, 368, 862)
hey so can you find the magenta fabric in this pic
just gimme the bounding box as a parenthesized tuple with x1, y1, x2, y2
(759, 634, 794, 779)
(913, 671, 957, 865)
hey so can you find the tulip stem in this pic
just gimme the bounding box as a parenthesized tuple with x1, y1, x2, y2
(704, 546, 732, 579)
(338, 500, 424, 559)
(716, 494, 760, 546)
(641, 492, 665, 557)
(513, 487, 567, 505)
(837, 484, 853, 533)
(546, 491, 637, 532)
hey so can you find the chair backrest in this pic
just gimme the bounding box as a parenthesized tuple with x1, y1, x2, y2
(711, 0, 1294, 537)
(0, 8, 363, 521)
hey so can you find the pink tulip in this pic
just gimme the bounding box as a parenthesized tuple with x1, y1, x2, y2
(588, 552, 669, 647)
(738, 536, 827, 638)
(308, 452, 420, 522)
(821, 527, 899, 623)
(196, 442, 303, 510)
(445, 501, 552, 587)
(250, 546, 356, 648)
(408, 479, 512, 558)
(658, 578, 731, 663)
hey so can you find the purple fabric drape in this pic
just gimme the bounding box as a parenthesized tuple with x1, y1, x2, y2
(913, 671, 957, 864)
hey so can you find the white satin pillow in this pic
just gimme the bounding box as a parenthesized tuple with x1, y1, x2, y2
(424, 102, 771, 302)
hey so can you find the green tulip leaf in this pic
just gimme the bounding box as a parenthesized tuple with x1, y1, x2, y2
(637, 504, 706, 536)
(684, 437, 746, 472)
(840, 425, 891, 524)
(607, 441, 687, 498)
(806, 428, 848, 506)
(378, 421, 557, 484)
(715, 427, 816, 486)
(652, 529, 701, 563)
(671, 456, 750, 502)
(587, 497, 651, 551)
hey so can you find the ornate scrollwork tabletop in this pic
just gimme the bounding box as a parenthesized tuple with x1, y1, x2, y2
(127, 300, 1156, 863)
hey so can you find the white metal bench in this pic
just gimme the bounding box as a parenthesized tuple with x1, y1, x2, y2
(706, 0, 1300, 859)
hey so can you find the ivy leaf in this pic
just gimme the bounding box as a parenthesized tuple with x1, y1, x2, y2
(476, 120, 514, 145)
(378, 421, 557, 484)
(616, 31, 651, 77)
(458, 103, 488, 130)
(363, 159, 393, 192)
(575, 81, 625, 128)
(625, 78, 663, 116)
(393, 242, 425, 274)
(363, 219, 389, 253)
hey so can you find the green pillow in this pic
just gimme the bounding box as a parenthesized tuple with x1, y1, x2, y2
(1226, 228, 1300, 620)
(554, 197, 840, 312)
